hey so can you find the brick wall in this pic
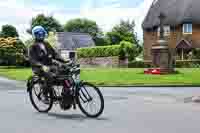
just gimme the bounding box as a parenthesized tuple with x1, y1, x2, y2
(143, 31, 157, 61)
(143, 24, 200, 61)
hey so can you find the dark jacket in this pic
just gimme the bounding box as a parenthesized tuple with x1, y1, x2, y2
(29, 41, 66, 68)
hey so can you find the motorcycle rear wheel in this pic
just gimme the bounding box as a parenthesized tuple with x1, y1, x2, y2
(29, 81, 53, 113)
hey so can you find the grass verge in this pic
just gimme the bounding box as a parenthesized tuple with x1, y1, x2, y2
(0, 67, 200, 86)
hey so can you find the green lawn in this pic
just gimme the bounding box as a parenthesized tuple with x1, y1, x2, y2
(0, 66, 32, 81)
(81, 68, 200, 86)
(0, 67, 200, 86)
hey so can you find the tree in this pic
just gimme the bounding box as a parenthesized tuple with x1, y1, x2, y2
(64, 18, 105, 46)
(0, 25, 19, 38)
(28, 14, 64, 34)
(106, 20, 139, 45)
(106, 20, 142, 57)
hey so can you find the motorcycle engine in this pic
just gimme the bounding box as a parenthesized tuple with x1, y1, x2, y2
(59, 81, 73, 110)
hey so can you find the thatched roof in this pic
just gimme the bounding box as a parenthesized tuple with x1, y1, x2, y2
(142, 0, 200, 30)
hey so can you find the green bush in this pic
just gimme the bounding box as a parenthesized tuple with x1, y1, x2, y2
(0, 37, 26, 66)
(119, 41, 137, 61)
(192, 49, 200, 59)
(128, 61, 151, 68)
(175, 60, 200, 68)
(77, 45, 120, 58)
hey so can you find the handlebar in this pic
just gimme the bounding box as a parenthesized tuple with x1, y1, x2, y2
(52, 59, 80, 72)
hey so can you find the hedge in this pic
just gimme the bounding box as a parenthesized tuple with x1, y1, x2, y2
(77, 41, 139, 60)
(77, 45, 120, 58)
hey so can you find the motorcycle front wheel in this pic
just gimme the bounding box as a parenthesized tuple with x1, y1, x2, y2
(77, 82, 104, 118)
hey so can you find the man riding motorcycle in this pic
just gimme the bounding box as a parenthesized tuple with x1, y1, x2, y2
(28, 26, 72, 107)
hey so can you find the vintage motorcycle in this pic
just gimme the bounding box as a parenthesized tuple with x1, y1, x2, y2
(27, 60, 104, 118)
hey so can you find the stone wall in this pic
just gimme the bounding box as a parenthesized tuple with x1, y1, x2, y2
(78, 56, 128, 68)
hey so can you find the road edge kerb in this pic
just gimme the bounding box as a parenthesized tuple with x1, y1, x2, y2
(1, 76, 200, 88)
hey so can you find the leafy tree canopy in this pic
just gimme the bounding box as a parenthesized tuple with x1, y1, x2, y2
(0, 25, 19, 38)
(28, 14, 64, 34)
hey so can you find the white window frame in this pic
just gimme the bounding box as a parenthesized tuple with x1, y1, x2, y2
(157, 25, 171, 37)
(183, 23, 192, 34)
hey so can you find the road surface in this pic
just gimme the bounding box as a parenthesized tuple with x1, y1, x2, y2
(0, 77, 200, 133)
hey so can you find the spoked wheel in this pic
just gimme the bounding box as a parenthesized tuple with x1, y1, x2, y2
(77, 82, 104, 118)
(29, 81, 53, 113)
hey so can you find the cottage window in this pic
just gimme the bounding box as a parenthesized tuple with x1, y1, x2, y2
(183, 24, 192, 34)
(157, 26, 170, 36)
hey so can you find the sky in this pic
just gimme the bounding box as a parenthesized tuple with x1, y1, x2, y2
(0, 0, 154, 41)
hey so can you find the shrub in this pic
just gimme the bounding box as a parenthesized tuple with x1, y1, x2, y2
(77, 45, 120, 58)
(119, 41, 137, 61)
(192, 48, 200, 59)
(175, 60, 200, 68)
(0, 37, 26, 66)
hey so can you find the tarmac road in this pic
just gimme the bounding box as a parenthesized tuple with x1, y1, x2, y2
(0, 77, 200, 133)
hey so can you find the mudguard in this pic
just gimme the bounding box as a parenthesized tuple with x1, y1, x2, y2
(26, 75, 40, 92)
